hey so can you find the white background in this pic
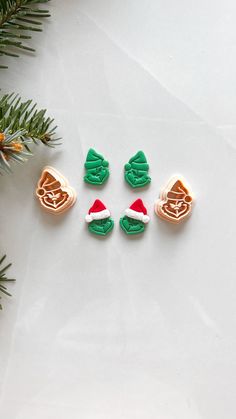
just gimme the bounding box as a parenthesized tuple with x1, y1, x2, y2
(0, 1, 236, 418)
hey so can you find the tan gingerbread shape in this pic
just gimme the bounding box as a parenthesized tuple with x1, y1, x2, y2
(155, 175, 193, 223)
(36, 166, 76, 215)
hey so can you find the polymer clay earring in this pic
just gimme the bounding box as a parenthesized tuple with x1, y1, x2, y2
(120, 199, 150, 235)
(124, 151, 151, 188)
(85, 199, 114, 236)
(84, 148, 109, 185)
(155, 175, 193, 223)
(36, 166, 76, 214)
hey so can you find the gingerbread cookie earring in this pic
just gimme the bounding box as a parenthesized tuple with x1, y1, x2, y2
(124, 151, 151, 188)
(84, 148, 109, 185)
(120, 199, 150, 235)
(85, 199, 114, 236)
(155, 175, 193, 223)
(36, 166, 76, 214)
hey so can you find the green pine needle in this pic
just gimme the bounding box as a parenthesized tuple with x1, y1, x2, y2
(0, 93, 61, 173)
(0, 0, 50, 68)
(0, 255, 15, 310)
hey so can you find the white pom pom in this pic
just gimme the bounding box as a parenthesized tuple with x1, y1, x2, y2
(85, 214, 93, 223)
(142, 214, 150, 224)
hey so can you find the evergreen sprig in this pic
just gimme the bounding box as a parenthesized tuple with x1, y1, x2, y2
(0, 93, 60, 172)
(0, 0, 50, 69)
(0, 255, 14, 310)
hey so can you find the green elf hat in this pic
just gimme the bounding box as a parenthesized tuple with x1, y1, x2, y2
(84, 148, 109, 170)
(125, 150, 149, 171)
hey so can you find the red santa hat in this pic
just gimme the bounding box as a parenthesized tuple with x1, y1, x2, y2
(125, 199, 150, 223)
(85, 199, 110, 223)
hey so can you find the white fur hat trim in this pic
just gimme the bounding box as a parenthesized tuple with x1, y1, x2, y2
(85, 209, 110, 223)
(125, 208, 150, 223)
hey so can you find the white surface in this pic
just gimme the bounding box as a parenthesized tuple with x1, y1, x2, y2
(0, 1, 236, 418)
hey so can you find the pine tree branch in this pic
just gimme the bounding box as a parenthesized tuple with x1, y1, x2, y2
(0, 255, 15, 310)
(0, 0, 50, 68)
(0, 93, 61, 173)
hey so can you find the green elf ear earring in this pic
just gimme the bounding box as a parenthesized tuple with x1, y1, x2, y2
(85, 199, 114, 236)
(120, 199, 150, 235)
(84, 148, 109, 185)
(124, 150, 151, 188)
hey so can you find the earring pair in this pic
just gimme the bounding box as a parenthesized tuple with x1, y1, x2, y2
(84, 148, 151, 188)
(85, 198, 150, 236)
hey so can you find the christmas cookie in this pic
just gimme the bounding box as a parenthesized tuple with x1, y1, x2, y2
(155, 175, 193, 223)
(84, 148, 109, 185)
(120, 199, 150, 235)
(85, 199, 114, 236)
(124, 151, 151, 188)
(36, 166, 76, 214)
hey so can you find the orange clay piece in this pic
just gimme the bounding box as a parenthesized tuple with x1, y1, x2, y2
(36, 166, 76, 215)
(11, 142, 24, 151)
(155, 175, 193, 223)
(0, 133, 5, 142)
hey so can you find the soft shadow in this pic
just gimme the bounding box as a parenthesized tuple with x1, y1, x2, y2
(35, 198, 75, 228)
(153, 211, 190, 246)
(118, 223, 145, 241)
(83, 181, 108, 192)
(123, 177, 151, 194)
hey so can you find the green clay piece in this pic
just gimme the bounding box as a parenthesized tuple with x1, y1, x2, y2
(88, 217, 114, 236)
(124, 150, 151, 188)
(84, 148, 109, 185)
(120, 216, 145, 235)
